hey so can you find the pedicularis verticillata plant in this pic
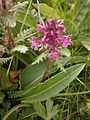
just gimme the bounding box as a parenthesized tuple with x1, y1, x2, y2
(0, 0, 89, 119)
(31, 18, 72, 59)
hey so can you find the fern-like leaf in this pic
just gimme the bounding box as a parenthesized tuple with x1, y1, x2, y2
(9, 1, 29, 13)
(0, 57, 12, 65)
(32, 52, 47, 65)
(12, 45, 28, 54)
(15, 28, 34, 43)
(7, 91, 22, 99)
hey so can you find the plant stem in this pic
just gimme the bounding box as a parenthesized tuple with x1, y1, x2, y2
(7, 56, 14, 75)
(37, 0, 44, 25)
(42, 58, 51, 82)
(20, 0, 32, 33)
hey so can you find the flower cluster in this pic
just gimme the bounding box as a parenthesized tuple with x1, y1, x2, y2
(31, 18, 71, 59)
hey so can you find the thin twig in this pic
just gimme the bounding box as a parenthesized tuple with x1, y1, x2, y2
(37, 0, 44, 25)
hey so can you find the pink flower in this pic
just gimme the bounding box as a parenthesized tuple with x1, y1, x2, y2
(59, 35, 71, 48)
(42, 35, 47, 43)
(49, 48, 60, 59)
(31, 41, 38, 50)
(37, 24, 44, 32)
(31, 36, 41, 50)
(58, 20, 66, 32)
(31, 18, 72, 59)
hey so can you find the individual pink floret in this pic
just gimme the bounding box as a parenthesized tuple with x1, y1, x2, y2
(49, 48, 60, 59)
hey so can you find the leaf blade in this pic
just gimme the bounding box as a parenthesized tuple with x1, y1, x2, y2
(21, 63, 85, 103)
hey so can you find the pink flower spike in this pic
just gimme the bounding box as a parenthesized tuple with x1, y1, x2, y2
(49, 48, 60, 59)
(37, 24, 43, 32)
(30, 18, 72, 60)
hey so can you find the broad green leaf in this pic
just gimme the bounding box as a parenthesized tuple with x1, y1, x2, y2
(46, 98, 59, 120)
(33, 3, 60, 19)
(16, 50, 37, 65)
(46, 98, 53, 117)
(16, 11, 36, 27)
(39, 0, 60, 15)
(70, 0, 90, 27)
(34, 102, 46, 119)
(51, 105, 59, 119)
(0, 68, 11, 89)
(19, 61, 46, 89)
(81, 41, 90, 51)
(1, 71, 12, 89)
(60, 48, 71, 57)
(21, 63, 85, 103)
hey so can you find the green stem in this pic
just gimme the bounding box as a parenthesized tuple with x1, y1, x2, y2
(15, 32, 38, 43)
(42, 58, 51, 82)
(7, 55, 14, 75)
(20, 0, 32, 33)
(54, 91, 90, 97)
